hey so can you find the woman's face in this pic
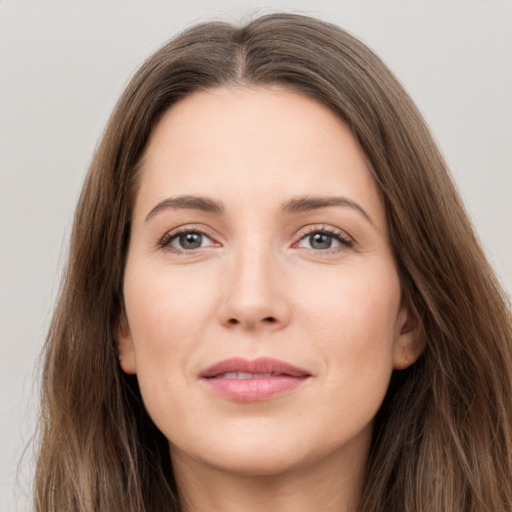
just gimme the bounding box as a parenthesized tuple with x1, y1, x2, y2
(118, 86, 419, 477)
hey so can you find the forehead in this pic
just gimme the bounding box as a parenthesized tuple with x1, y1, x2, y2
(135, 86, 384, 227)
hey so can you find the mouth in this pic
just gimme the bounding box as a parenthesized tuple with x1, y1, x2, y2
(199, 357, 311, 402)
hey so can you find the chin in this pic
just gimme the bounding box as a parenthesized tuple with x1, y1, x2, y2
(203, 443, 308, 477)
(169, 426, 310, 477)
(170, 420, 371, 479)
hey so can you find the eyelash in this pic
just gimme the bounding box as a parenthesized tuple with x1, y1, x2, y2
(159, 225, 353, 254)
(294, 225, 353, 253)
(159, 227, 217, 254)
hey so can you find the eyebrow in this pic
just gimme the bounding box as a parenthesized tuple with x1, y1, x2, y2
(144, 194, 373, 225)
(282, 195, 373, 225)
(145, 195, 224, 221)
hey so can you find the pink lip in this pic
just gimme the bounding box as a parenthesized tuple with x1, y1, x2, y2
(199, 357, 311, 402)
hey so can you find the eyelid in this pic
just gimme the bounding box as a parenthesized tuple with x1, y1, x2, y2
(157, 223, 353, 254)
(159, 224, 221, 253)
(292, 224, 354, 250)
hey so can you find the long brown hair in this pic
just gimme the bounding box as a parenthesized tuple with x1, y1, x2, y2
(35, 13, 512, 512)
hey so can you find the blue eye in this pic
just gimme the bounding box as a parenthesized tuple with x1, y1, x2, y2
(174, 232, 205, 250)
(296, 229, 352, 251)
(162, 230, 215, 251)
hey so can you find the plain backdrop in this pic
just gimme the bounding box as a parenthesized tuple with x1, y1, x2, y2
(1, 1, 511, 510)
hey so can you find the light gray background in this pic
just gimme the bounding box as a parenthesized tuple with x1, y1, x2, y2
(1, 1, 511, 511)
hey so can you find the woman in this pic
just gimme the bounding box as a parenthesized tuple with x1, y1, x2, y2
(34, 13, 512, 512)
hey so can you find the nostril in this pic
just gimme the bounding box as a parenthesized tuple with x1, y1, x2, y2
(226, 317, 276, 325)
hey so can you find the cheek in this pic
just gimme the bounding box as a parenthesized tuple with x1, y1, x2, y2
(298, 261, 400, 340)
(122, 264, 219, 383)
(122, 265, 222, 435)
(296, 264, 401, 396)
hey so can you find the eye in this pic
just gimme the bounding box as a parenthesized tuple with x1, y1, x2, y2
(294, 228, 353, 251)
(160, 229, 217, 252)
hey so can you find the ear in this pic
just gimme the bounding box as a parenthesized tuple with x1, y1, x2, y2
(392, 300, 426, 370)
(116, 312, 137, 375)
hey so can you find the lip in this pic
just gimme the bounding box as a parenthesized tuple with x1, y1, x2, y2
(199, 357, 311, 402)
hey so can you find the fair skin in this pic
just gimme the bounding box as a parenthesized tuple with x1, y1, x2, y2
(118, 86, 422, 512)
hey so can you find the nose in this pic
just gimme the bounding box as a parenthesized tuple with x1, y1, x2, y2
(218, 245, 291, 331)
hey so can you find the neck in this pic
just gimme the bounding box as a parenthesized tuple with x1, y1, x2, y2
(171, 437, 369, 512)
